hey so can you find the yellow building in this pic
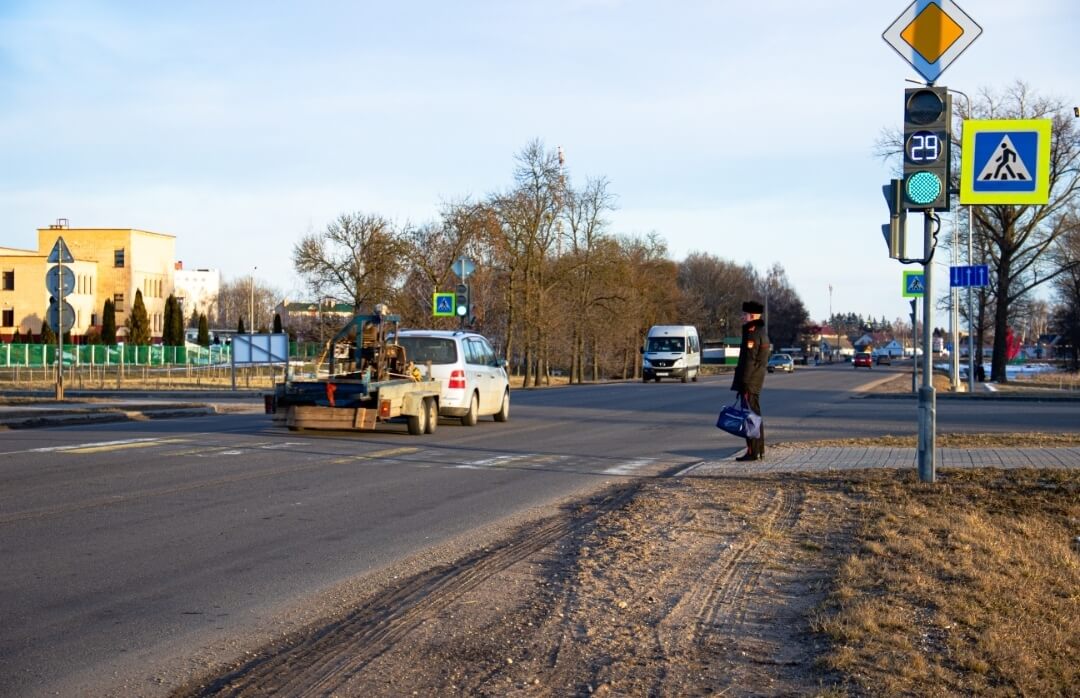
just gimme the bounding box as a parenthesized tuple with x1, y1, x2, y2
(0, 221, 176, 341)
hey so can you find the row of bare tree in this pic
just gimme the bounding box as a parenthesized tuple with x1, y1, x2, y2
(880, 82, 1080, 381)
(288, 140, 808, 385)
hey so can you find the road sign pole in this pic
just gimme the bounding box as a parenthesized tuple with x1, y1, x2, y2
(918, 212, 936, 483)
(56, 255, 64, 401)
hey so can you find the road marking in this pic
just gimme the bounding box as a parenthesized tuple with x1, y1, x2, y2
(30, 437, 187, 454)
(603, 458, 655, 475)
(331, 446, 420, 465)
(673, 461, 705, 477)
(458, 453, 539, 469)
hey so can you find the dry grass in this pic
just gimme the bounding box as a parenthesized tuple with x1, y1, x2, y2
(813, 468, 1080, 696)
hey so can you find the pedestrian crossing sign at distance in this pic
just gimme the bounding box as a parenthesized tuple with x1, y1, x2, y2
(960, 119, 1051, 205)
(432, 292, 455, 317)
(903, 270, 925, 298)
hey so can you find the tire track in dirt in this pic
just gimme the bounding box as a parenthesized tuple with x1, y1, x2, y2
(176, 483, 642, 698)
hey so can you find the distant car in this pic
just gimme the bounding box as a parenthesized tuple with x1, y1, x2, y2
(394, 330, 510, 425)
(767, 353, 795, 373)
(854, 352, 873, 369)
(875, 353, 892, 366)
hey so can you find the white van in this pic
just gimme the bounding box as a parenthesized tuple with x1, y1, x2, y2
(641, 325, 701, 383)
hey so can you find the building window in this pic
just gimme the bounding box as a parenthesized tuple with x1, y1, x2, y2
(114, 293, 125, 312)
(2, 309, 13, 327)
(91, 313, 98, 326)
(2, 270, 13, 291)
(114, 249, 125, 267)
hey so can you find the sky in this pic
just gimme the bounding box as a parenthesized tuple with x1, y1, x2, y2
(1, 0, 1076, 324)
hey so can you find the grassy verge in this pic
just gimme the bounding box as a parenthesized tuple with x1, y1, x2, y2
(811, 468, 1080, 696)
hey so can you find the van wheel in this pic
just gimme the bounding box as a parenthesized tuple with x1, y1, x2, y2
(681, 372, 688, 383)
(493, 391, 509, 422)
(691, 371, 698, 382)
(460, 392, 479, 426)
(423, 397, 438, 434)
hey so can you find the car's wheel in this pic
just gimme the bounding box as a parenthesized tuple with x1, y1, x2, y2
(407, 401, 428, 435)
(642, 375, 650, 383)
(655, 376, 661, 383)
(768, 367, 774, 373)
(493, 390, 509, 422)
(460, 392, 479, 426)
(423, 397, 438, 434)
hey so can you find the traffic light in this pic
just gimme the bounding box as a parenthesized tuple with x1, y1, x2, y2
(455, 283, 469, 318)
(881, 179, 906, 260)
(903, 86, 951, 212)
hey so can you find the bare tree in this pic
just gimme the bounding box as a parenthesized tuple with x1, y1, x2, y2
(292, 212, 408, 314)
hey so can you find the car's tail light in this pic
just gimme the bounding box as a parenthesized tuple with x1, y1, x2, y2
(449, 369, 466, 390)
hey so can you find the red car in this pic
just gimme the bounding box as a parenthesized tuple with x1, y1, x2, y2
(853, 352, 873, 369)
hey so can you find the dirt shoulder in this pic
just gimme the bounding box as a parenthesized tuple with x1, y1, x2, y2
(173, 454, 1079, 697)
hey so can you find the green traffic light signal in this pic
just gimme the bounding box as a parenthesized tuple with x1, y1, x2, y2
(905, 171, 943, 206)
(903, 86, 951, 212)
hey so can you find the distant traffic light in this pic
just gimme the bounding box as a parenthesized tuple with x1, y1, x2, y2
(903, 86, 951, 212)
(455, 284, 469, 318)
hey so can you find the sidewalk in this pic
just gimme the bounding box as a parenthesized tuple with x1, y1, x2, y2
(684, 444, 1080, 475)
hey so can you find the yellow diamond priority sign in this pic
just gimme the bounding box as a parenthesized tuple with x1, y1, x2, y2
(883, 0, 981, 84)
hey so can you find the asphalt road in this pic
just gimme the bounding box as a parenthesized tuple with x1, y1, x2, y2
(3, 364, 1078, 696)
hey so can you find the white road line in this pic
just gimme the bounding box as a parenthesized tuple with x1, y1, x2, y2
(28, 437, 165, 453)
(603, 458, 655, 475)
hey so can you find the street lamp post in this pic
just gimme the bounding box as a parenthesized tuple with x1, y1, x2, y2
(249, 267, 257, 334)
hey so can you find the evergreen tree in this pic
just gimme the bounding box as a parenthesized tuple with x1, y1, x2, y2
(190, 307, 200, 328)
(40, 318, 56, 345)
(171, 300, 185, 345)
(125, 289, 151, 345)
(11, 328, 22, 343)
(102, 299, 117, 344)
(197, 313, 210, 347)
(273, 312, 283, 334)
(162, 295, 177, 346)
(237, 316, 246, 334)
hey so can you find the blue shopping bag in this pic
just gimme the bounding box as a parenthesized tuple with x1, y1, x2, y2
(715, 396, 761, 439)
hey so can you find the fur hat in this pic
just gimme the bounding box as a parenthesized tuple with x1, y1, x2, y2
(742, 300, 764, 314)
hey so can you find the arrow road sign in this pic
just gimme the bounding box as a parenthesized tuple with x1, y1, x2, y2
(46, 265, 76, 296)
(48, 299, 75, 334)
(949, 264, 988, 288)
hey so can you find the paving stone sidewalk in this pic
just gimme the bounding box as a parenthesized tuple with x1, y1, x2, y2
(688, 445, 1080, 476)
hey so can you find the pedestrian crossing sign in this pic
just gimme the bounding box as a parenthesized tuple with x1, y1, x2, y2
(903, 270, 925, 298)
(433, 292, 455, 317)
(960, 119, 1051, 205)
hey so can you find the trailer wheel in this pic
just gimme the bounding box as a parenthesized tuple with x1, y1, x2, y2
(407, 402, 428, 435)
(423, 397, 438, 434)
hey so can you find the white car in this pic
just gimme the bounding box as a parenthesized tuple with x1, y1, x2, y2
(394, 330, 510, 425)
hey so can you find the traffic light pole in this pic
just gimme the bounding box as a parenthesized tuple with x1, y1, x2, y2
(917, 211, 936, 483)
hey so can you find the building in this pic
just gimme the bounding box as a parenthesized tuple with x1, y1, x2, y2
(173, 263, 221, 324)
(0, 220, 176, 342)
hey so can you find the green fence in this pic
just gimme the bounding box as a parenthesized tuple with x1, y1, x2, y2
(0, 343, 232, 367)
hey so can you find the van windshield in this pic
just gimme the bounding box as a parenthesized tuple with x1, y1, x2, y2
(646, 337, 684, 353)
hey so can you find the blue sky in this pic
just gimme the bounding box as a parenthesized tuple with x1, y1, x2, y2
(1, 1, 1076, 323)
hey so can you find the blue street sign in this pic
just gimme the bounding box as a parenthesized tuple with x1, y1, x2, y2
(949, 264, 989, 288)
(960, 120, 1052, 205)
(903, 270, 925, 298)
(432, 292, 455, 317)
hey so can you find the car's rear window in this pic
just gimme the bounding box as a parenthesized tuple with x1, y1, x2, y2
(396, 337, 458, 365)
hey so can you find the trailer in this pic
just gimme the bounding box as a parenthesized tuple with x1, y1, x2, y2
(266, 306, 442, 434)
